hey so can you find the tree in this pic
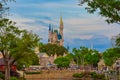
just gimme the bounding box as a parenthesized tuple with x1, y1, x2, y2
(0, 19, 40, 80)
(84, 49, 101, 69)
(103, 48, 120, 67)
(17, 52, 39, 70)
(40, 43, 68, 56)
(0, 0, 15, 19)
(54, 57, 70, 68)
(115, 34, 120, 47)
(80, 0, 120, 24)
(72, 47, 90, 65)
(65, 53, 74, 61)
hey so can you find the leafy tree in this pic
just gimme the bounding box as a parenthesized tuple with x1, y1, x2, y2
(115, 34, 120, 47)
(103, 48, 120, 66)
(40, 43, 68, 56)
(54, 57, 70, 68)
(80, 0, 120, 24)
(84, 49, 101, 69)
(0, 19, 40, 80)
(65, 53, 74, 61)
(0, 0, 15, 19)
(72, 48, 81, 65)
(72, 47, 90, 65)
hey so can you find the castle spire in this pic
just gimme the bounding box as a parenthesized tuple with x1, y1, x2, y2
(59, 15, 64, 46)
(49, 24, 51, 31)
(60, 16, 63, 27)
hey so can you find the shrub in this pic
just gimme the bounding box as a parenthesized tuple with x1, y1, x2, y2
(10, 77, 18, 80)
(0, 72, 4, 80)
(90, 72, 105, 80)
(72, 73, 84, 78)
(90, 72, 97, 78)
(96, 74, 105, 79)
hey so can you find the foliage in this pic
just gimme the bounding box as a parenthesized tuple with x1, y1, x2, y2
(90, 72, 105, 79)
(40, 43, 68, 56)
(72, 73, 84, 78)
(17, 52, 39, 70)
(54, 57, 70, 68)
(10, 77, 18, 80)
(80, 0, 120, 24)
(103, 48, 120, 66)
(90, 72, 97, 78)
(72, 47, 89, 65)
(73, 71, 105, 79)
(84, 49, 101, 65)
(0, 72, 5, 79)
(72, 46, 100, 66)
(0, 19, 40, 79)
(0, 0, 15, 18)
(115, 34, 120, 47)
(65, 53, 74, 61)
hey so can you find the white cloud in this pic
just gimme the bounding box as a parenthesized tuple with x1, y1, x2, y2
(9, 15, 48, 40)
(63, 16, 120, 40)
(13, 2, 83, 9)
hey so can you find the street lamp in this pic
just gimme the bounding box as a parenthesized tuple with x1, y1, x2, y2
(23, 65, 26, 80)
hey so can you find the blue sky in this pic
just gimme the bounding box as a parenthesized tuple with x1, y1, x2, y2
(8, 0, 120, 52)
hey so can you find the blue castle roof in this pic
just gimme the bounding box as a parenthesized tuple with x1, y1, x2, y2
(49, 24, 51, 31)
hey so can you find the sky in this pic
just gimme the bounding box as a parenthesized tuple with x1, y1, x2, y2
(8, 0, 120, 52)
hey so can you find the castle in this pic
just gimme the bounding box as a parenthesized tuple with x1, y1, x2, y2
(48, 16, 64, 46)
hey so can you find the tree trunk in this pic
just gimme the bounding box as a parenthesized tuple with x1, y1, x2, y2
(5, 59, 10, 80)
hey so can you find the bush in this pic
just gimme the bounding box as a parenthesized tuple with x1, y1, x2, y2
(0, 72, 4, 80)
(72, 73, 84, 78)
(10, 77, 18, 80)
(90, 72, 97, 78)
(90, 72, 105, 80)
(73, 71, 106, 80)
(96, 74, 105, 79)
(18, 77, 26, 80)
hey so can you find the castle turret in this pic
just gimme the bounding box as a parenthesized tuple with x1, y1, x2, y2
(48, 24, 52, 43)
(59, 16, 64, 46)
(48, 16, 64, 46)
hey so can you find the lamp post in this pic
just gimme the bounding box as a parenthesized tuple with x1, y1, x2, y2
(23, 65, 26, 80)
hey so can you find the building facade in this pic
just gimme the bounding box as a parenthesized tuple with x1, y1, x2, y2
(48, 16, 64, 46)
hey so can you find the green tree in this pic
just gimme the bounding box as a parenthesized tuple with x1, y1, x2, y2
(54, 57, 70, 68)
(80, 0, 120, 24)
(0, 19, 40, 80)
(103, 48, 120, 67)
(65, 53, 74, 61)
(72, 47, 89, 65)
(0, 0, 15, 19)
(84, 49, 101, 69)
(40, 43, 68, 56)
(115, 34, 120, 47)
(16, 52, 39, 70)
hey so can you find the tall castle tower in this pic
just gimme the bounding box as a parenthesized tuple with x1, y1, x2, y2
(59, 16, 64, 46)
(48, 16, 64, 46)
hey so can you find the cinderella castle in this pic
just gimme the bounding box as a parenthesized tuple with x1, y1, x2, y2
(48, 16, 64, 46)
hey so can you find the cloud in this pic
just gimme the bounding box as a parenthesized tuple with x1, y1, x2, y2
(8, 0, 120, 52)
(66, 35, 112, 52)
(63, 16, 120, 40)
